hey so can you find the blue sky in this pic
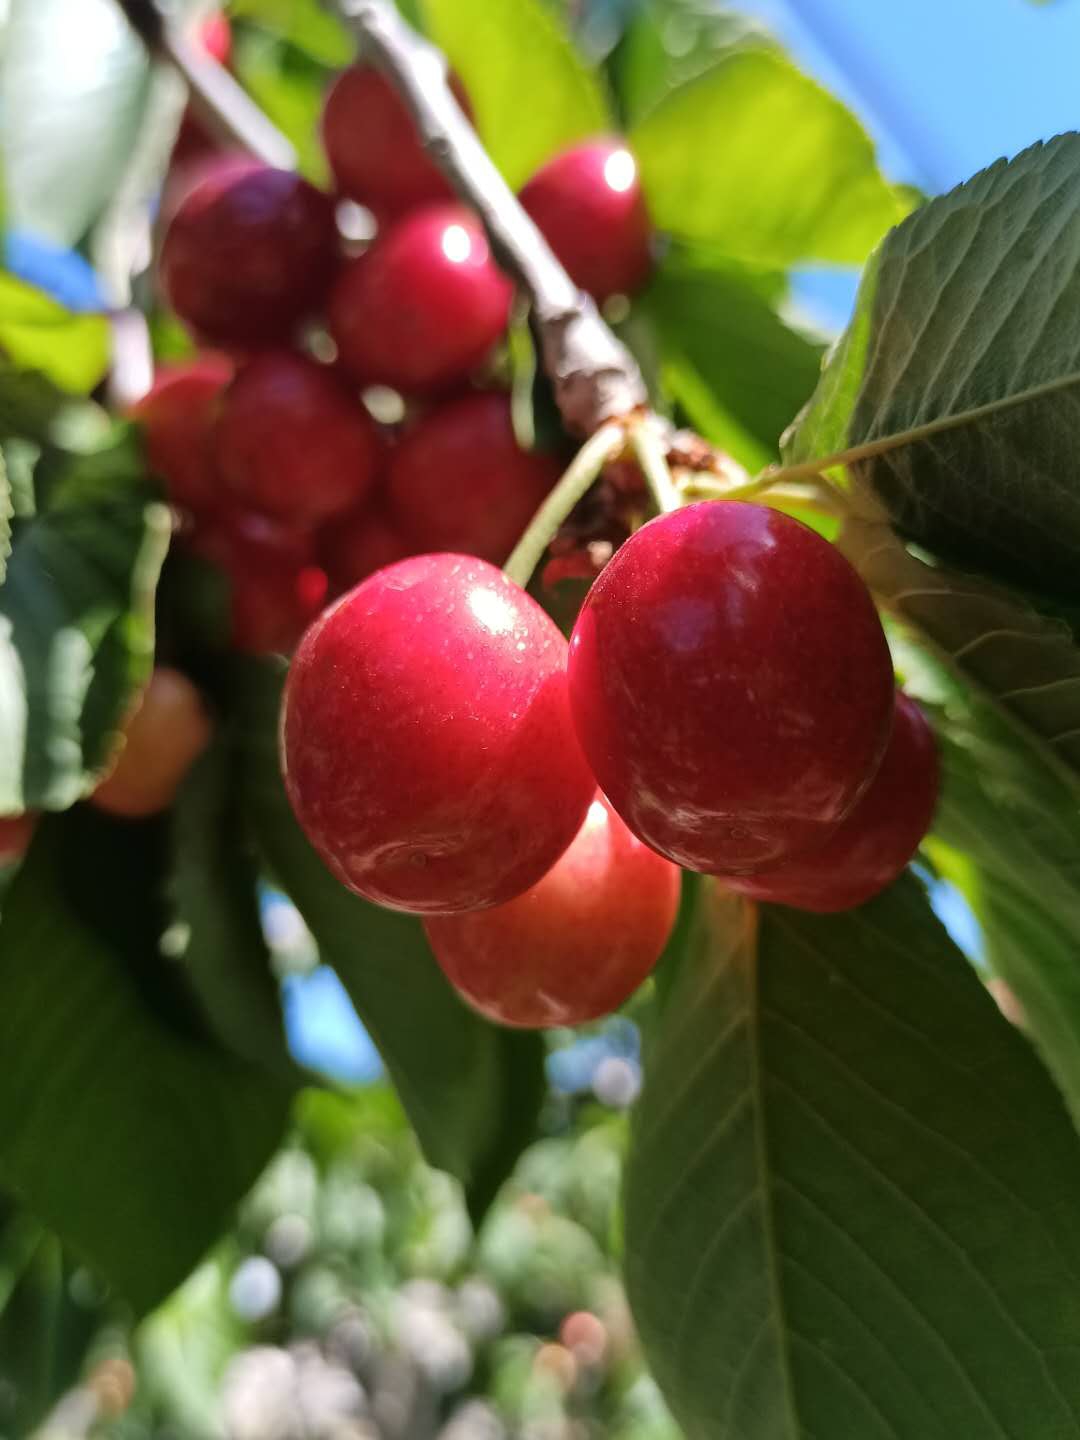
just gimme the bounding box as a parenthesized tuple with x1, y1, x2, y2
(731, 0, 1080, 326)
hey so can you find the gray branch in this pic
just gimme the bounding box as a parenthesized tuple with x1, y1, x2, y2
(330, 0, 649, 436)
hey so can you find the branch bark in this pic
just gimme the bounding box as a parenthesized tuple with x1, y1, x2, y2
(329, 0, 649, 437)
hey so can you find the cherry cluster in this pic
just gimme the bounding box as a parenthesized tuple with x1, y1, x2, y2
(283, 504, 939, 1029)
(136, 60, 655, 658)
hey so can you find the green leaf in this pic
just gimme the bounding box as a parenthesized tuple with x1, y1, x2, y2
(235, 659, 545, 1217)
(0, 448, 10, 587)
(612, 0, 763, 123)
(784, 133, 1080, 600)
(0, 429, 170, 813)
(170, 740, 292, 1076)
(231, 0, 353, 66)
(639, 254, 824, 470)
(0, 810, 294, 1313)
(232, 30, 334, 187)
(424, 0, 612, 189)
(625, 876, 1080, 1439)
(0, 0, 151, 245)
(630, 46, 907, 266)
(0, 273, 109, 395)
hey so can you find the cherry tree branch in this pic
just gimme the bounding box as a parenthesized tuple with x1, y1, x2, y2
(328, 0, 649, 437)
(113, 0, 295, 167)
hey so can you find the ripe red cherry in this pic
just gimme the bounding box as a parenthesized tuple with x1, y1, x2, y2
(132, 356, 232, 514)
(160, 160, 338, 346)
(386, 392, 560, 563)
(92, 667, 213, 818)
(322, 65, 471, 218)
(328, 205, 512, 394)
(519, 140, 653, 302)
(0, 812, 37, 866)
(424, 792, 680, 1028)
(281, 553, 595, 914)
(320, 504, 412, 594)
(722, 692, 939, 912)
(196, 510, 328, 655)
(568, 501, 894, 875)
(215, 351, 382, 528)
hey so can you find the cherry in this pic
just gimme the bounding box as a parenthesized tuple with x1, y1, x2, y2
(215, 351, 383, 528)
(196, 510, 328, 655)
(567, 501, 894, 875)
(197, 11, 231, 65)
(320, 503, 412, 594)
(519, 140, 653, 302)
(386, 392, 561, 563)
(328, 205, 512, 394)
(281, 553, 595, 914)
(322, 65, 471, 219)
(92, 667, 213, 818)
(0, 812, 37, 866)
(131, 355, 233, 515)
(160, 159, 338, 346)
(424, 792, 680, 1028)
(722, 692, 939, 912)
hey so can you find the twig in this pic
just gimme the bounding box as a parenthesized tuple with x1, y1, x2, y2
(503, 422, 628, 588)
(328, 0, 648, 437)
(113, 0, 296, 168)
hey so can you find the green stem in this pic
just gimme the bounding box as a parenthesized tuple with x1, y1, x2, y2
(629, 419, 682, 515)
(504, 421, 626, 588)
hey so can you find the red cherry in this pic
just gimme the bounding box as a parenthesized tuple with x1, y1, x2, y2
(196, 510, 328, 655)
(0, 812, 37, 866)
(198, 11, 231, 65)
(320, 504, 412, 594)
(722, 692, 939, 912)
(160, 160, 339, 346)
(519, 140, 653, 302)
(328, 205, 512, 394)
(131, 356, 233, 514)
(568, 501, 894, 875)
(321, 65, 471, 218)
(92, 668, 212, 818)
(215, 351, 383, 528)
(281, 553, 595, 914)
(386, 392, 560, 564)
(423, 792, 680, 1028)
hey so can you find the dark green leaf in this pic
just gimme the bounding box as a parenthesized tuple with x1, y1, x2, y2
(0, 0, 151, 245)
(630, 46, 908, 266)
(626, 876, 1080, 1439)
(170, 739, 293, 1076)
(0, 448, 9, 586)
(784, 133, 1080, 600)
(639, 253, 824, 470)
(425, 0, 612, 189)
(0, 810, 294, 1313)
(0, 429, 170, 812)
(236, 660, 545, 1217)
(0, 273, 109, 395)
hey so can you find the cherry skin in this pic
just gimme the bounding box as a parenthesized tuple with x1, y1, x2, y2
(215, 351, 383, 528)
(567, 501, 894, 875)
(320, 503, 412, 595)
(195, 510, 328, 655)
(92, 667, 213, 818)
(424, 792, 680, 1028)
(386, 392, 561, 564)
(131, 355, 233, 515)
(322, 65, 471, 218)
(722, 692, 939, 912)
(519, 140, 653, 302)
(160, 159, 338, 346)
(281, 553, 596, 914)
(0, 813, 37, 866)
(328, 205, 512, 394)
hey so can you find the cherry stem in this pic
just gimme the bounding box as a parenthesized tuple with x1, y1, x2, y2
(113, 0, 296, 166)
(327, 0, 649, 437)
(629, 417, 682, 515)
(504, 422, 627, 589)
